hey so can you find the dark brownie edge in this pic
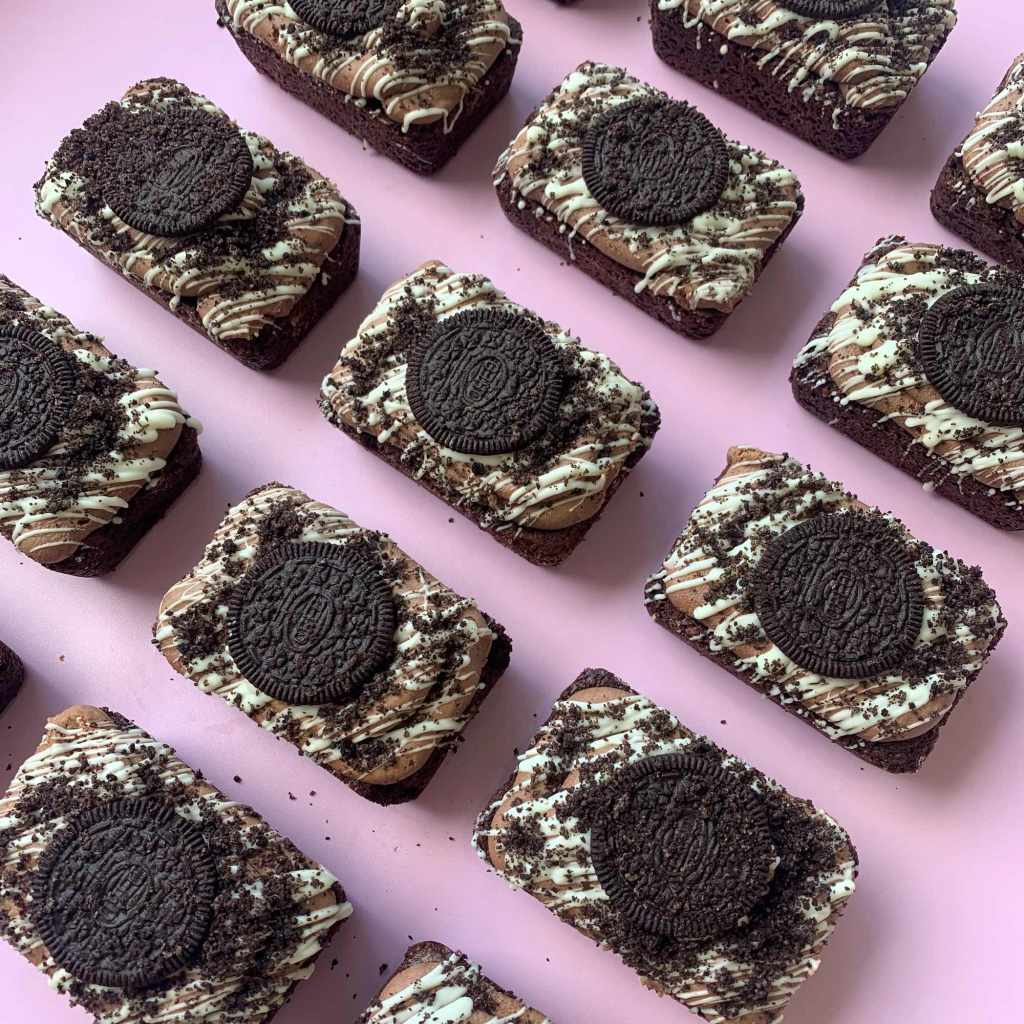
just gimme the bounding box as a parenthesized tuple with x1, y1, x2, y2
(217, 5, 523, 176)
(0, 642, 25, 716)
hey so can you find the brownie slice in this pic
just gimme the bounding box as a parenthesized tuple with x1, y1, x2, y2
(34, 77, 359, 370)
(0, 273, 201, 577)
(0, 705, 351, 1023)
(646, 445, 1006, 773)
(651, 1, 957, 160)
(474, 668, 858, 1023)
(358, 942, 550, 1022)
(494, 62, 803, 340)
(932, 51, 1024, 271)
(215, 0, 522, 175)
(0, 640, 23, 716)
(320, 260, 660, 565)
(791, 236, 1024, 530)
(154, 482, 512, 805)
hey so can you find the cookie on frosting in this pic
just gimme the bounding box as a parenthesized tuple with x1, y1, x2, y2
(0, 704, 351, 1022)
(215, 0, 522, 175)
(34, 78, 359, 370)
(474, 667, 857, 1024)
(0, 273, 201, 577)
(0, 639, 23, 716)
(493, 62, 803, 340)
(932, 52, 1024, 272)
(320, 260, 660, 565)
(651, 1, 957, 160)
(645, 445, 1007, 772)
(792, 236, 1024, 531)
(153, 482, 512, 804)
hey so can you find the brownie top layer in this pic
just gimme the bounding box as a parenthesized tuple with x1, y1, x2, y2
(496, 62, 801, 316)
(474, 668, 856, 1024)
(958, 51, 1024, 225)
(646, 445, 1005, 746)
(794, 236, 1024, 508)
(0, 705, 350, 1023)
(359, 942, 551, 1023)
(220, 0, 512, 131)
(154, 482, 496, 789)
(657, 1, 956, 115)
(320, 260, 658, 533)
(34, 78, 351, 347)
(0, 273, 197, 568)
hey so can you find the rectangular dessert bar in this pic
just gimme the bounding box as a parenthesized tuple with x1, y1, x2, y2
(645, 446, 1006, 773)
(154, 482, 511, 805)
(0, 273, 201, 577)
(932, 51, 1024, 271)
(215, 0, 522, 175)
(651, 1, 957, 160)
(494, 62, 803, 339)
(320, 260, 660, 565)
(0, 704, 351, 1023)
(791, 236, 1024, 530)
(358, 942, 551, 1023)
(35, 77, 359, 370)
(474, 667, 857, 1024)
(0, 640, 23, 716)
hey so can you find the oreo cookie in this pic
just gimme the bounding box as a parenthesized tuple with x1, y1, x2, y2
(228, 541, 395, 705)
(590, 754, 774, 940)
(97, 107, 253, 237)
(405, 308, 564, 455)
(783, 0, 879, 18)
(31, 799, 216, 989)
(581, 97, 729, 226)
(290, 0, 399, 38)
(916, 283, 1024, 426)
(752, 512, 924, 679)
(0, 326, 77, 471)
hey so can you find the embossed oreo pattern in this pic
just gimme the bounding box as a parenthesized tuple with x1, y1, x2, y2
(581, 98, 729, 227)
(783, 0, 879, 18)
(406, 309, 565, 455)
(0, 326, 77, 471)
(228, 541, 396, 705)
(97, 107, 254, 237)
(290, 0, 400, 39)
(917, 284, 1024, 427)
(590, 754, 774, 940)
(31, 799, 216, 989)
(752, 512, 925, 680)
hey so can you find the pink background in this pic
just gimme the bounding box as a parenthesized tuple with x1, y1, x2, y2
(1, 1, 1021, 1021)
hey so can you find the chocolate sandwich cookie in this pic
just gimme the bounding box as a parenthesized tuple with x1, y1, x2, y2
(474, 668, 858, 1023)
(0, 639, 24, 715)
(645, 446, 1007, 772)
(0, 705, 351, 1022)
(791, 236, 1024, 530)
(215, 0, 522, 175)
(651, 1, 957, 160)
(320, 260, 660, 565)
(0, 273, 201, 577)
(154, 483, 512, 805)
(932, 52, 1024, 272)
(35, 78, 359, 370)
(358, 942, 551, 1023)
(494, 62, 803, 340)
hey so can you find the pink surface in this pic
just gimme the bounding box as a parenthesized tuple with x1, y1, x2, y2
(0, 2, 1021, 1021)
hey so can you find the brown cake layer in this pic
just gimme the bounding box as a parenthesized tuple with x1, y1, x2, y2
(218, 5, 523, 176)
(0, 641, 23, 716)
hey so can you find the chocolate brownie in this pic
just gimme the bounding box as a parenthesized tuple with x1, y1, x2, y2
(932, 52, 1024, 271)
(0, 640, 23, 715)
(651, 1, 957, 160)
(215, 1, 522, 175)
(320, 260, 660, 565)
(792, 236, 1024, 530)
(474, 668, 858, 1023)
(645, 446, 1007, 773)
(0, 273, 201, 577)
(358, 942, 551, 1023)
(494, 62, 803, 340)
(0, 704, 351, 1022)
(154, 482, 512, 805)
(34, 77, 359, 370)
